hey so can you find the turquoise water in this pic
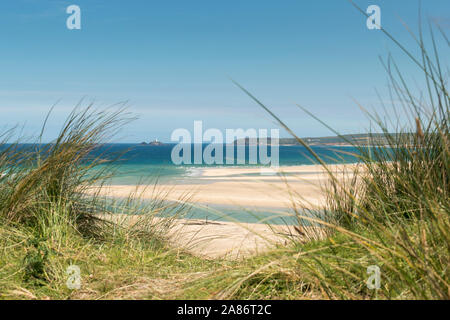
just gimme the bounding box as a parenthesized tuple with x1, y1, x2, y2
(181, 204, 322, 226)
(106, 196, 323, 226)
(92, 143, 360, 185)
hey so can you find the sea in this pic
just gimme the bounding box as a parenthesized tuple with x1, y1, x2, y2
(92, 143, 360, 185)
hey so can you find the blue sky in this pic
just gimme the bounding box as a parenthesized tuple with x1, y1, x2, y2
(1, 0, 449, 142)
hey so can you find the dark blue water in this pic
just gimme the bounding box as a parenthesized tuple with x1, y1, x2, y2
(91, 143, 361, 184)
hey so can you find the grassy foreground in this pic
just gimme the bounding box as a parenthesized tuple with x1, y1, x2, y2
(0, 107, 313, 300)
(0, 16, 448, 299)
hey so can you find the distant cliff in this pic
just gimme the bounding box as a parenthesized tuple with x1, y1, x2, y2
(233, 133, 398, 146)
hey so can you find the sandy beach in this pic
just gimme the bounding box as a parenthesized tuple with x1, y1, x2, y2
(89, 164, 354, 259)
(89, 164, 352, 208)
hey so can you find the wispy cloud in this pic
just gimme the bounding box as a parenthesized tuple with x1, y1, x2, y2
(430, 15, 450, 29)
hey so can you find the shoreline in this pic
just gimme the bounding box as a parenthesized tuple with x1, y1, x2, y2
(88, 164, 355, 258)
(88, 164, 356, 209)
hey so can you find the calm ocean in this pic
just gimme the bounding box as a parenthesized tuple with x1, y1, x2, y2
(92, 143, 361, 185)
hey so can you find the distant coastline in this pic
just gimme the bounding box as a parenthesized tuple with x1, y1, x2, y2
(232, 133, 395, 146)
(137, 133, 398, 146)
